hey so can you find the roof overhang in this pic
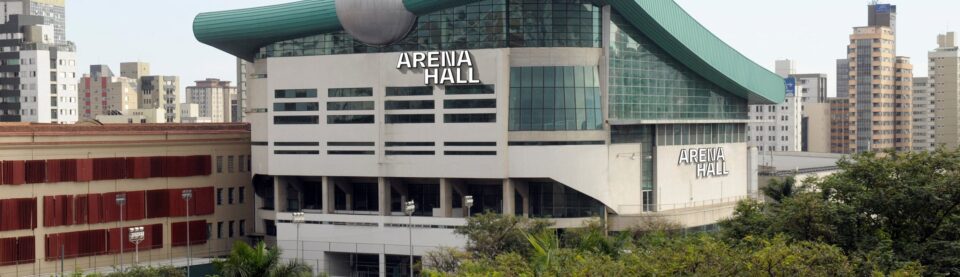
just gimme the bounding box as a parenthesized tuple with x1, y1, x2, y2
(193, 0, 783, 104)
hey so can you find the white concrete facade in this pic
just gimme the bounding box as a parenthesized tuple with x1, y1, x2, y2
(247, 47, 757, 275)
(19, 48, 77, 123)
(748, 93, 802, 152)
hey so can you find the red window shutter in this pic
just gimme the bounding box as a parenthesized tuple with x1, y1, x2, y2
(0, 237, 16, 266)
(0, 199, 14, 231)
(54, 196, 66, 227)
(76, 159, 93, 182)
(150, 224, 164, 249)
(125, 191, 146, 221)
(194, 187, 215, 215)
(61, 159, 78, 182)
(171, 221, 186, 246)
(24, 160, 45, 184)
(87, 194, 102, 224)
(168, 189, 186, 217)
(43, 196, 56, 227)
(146, 189, 169, 218)
(16, 236, 34, 264)
(101, 192, 119, 223)
(74, 195, 87, 225)
(45, 160, 61, 183)
(106, 228, 121, 254)
(15, 198, 36, 230)
(44, 234, 59, 261)
(150, 156, 163, 178)
(3, 161, 25, 185)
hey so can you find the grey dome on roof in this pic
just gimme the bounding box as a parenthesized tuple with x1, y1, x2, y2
(335, 0, 417, 46)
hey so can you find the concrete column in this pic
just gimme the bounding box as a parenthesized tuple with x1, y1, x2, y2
(273, 176, 284, 212)
(378, 252, 386, 277)
(451, 182, 469, 217)
(322, 176, 334, 214)
(439, 179, 453, 217)
(502, 179, 516, 215)
(378, 177, 391, 216)
(391, 181, 408, 214)
(334, 180, 353, 211)
(515, 181, 530, 217)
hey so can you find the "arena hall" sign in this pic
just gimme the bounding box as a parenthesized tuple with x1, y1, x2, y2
(677, 147, 730, 178)
(397, 51, 481, 85)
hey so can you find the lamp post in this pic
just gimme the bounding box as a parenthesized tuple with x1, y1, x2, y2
(403, 200, 416, 277)
(181, 189, 193, 277)
(463, 196, 474, 217)
(115, 193, 126, 273)
(128, 227, 145, 266)
(291, 212, 305, 262)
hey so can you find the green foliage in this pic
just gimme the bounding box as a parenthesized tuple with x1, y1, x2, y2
(721, 148, 960, 275)
(453, 212, 551, 259)
(212, 241, 313, 277)
(762, 175, 797, 203)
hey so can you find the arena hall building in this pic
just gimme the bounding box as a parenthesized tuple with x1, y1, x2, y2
(195, 0, 784, 275)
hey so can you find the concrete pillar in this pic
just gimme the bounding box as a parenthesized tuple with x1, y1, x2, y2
(451, 182, 469, 217)
(322, 176, 334, 214)
(391, 181, 408, 214)
(378, 177, 391, 216)
(273, 176, 284, 212)
(502, 179, 516, 215)
(515, 181, 530, 217)
(439, 179, 453, 217)
(334, 180, 353, 211)
(378, 252, 386, 277)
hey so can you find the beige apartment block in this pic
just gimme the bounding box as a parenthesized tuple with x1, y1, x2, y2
(0, 123, 253, 276)
(846, 25, 912, 153)
(932, 32, 960, 150)
(138, 76, 181, 123)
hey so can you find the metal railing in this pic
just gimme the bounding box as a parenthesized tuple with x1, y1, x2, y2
(0, 238, 238, 277)
(618, 195, 756, 215)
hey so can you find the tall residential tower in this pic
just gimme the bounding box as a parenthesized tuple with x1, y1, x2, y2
(844, 3, 912, 153)
(931, 32, 960, 149)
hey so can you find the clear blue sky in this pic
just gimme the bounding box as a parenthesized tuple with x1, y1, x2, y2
(69, 1, 960, 97)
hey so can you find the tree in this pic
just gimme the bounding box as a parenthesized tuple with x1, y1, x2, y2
(212, 241, 312, 277)
(720, 148, 960, 275)
(453, 212, 551, 259)
(762, 176, 797, 203)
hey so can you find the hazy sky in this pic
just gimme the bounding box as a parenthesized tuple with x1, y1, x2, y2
(69, 1, 960, 97)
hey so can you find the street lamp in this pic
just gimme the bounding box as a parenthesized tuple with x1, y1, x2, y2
(181, 189, 193, 277)
(404, 200, 416, 277)
(128, 227, 145, 266)
(291, 212, 305, 262)
(463, 196, 474, 217)
(115, 193, 126, 272)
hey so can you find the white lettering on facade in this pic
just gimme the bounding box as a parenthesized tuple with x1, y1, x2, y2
(397, 51, 481, 85)
(677, 147, 730, 179)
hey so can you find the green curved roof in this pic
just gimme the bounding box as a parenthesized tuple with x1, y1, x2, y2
(193, 0, 783, 104)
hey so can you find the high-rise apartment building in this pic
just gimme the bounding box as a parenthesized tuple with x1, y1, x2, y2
(775, 59, 796, 77)
(0, 0, 66, 45)
(139, 75, 180, 123)
(845, 3, 912, 153)
(830, 97, 852, 153)
(931, 32, 960, 150)
(120, 61, 149, 80)
(748, 90, 802, 152)
(185, 78, 237, 123)
(792, 74, 828, 105)
(236, 58, 248, 122)
(0, 15, 77, 123)
(79, 65, 138, 120)
(837, 59, 850, 98)
(912, 77, 936, 151)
